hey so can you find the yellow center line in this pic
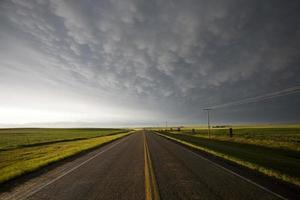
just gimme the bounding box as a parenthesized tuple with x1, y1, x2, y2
(144, 132, 160, 200)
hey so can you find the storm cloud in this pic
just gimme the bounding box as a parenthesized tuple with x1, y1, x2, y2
(0, 0, 300, 127)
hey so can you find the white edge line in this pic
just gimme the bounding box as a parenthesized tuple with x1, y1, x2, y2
(155, 132, 288, 200)
(7, 134, 132, 200)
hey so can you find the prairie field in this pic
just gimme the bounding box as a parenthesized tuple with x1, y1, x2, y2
(166, 124, 300, 151)
(0, 128, 128, 150)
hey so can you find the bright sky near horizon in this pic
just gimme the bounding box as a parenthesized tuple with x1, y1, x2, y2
(0, 0, 300, 127)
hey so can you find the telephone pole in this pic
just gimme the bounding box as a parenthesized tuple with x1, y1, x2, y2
(203, 108, 212, 138)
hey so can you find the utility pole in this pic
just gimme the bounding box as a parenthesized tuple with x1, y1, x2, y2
(165, 121, 168, 130)
(203, 108, 212, 138)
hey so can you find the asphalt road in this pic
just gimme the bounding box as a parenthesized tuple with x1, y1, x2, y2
(1, 131, 298, 200)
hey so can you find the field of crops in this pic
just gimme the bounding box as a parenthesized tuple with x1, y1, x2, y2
(0, 128, 128, 150)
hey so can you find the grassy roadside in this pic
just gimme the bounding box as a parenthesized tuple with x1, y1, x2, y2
(156, 132, 300, 187)
(0, 131, 132, 184)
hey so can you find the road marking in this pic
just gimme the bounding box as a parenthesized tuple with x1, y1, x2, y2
(155, 132, 288, 200)
(5, 134, 133, 200)
(144, 132, 160, 200)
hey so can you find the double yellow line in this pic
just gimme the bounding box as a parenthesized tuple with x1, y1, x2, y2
(144, 132, 160, 200)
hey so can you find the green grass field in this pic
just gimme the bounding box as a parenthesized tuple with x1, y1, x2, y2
(156, 125, 300, 186)
(0, 128, 128, 150)
(0, 128, 132, 184)
(164, 124, 300, 151)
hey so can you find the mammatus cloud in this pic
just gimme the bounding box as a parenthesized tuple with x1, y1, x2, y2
(0, 0, 299, 126)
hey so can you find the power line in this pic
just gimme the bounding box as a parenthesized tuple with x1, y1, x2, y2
(204, 85, 300, 110)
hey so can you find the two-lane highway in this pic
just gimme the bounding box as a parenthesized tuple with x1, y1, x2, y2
(1, 131, 298, 200)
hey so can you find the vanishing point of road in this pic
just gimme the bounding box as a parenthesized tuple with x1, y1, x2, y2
(1, 131, 299, 200)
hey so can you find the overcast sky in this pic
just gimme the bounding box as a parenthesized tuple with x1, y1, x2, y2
(0, 0, 300, 127)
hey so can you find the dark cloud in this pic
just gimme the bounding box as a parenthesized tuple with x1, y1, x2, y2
(0, 0, 300, 126)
